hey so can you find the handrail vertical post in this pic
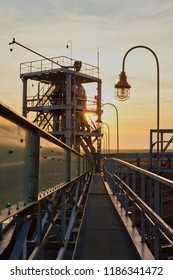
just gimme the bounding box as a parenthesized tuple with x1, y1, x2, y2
(154, 180, 162, 259)
(77, 154, 81, 176)
(132, 170, 136, 227)
(120, 165, 124, 205)
(28, 129, 40, 202)
(113, 159, 117, 194)
(66, 150, 71, 182)
(124, 166, 129, 215)
(141, 174, 146, 243)
(146, 177, 152, 248)
(104, 157, 173, 259)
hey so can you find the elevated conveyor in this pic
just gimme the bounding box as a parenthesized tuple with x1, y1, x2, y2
(73, 174, 142, 260)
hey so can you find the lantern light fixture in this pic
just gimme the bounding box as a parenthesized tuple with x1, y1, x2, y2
(114, 71, 131, 101)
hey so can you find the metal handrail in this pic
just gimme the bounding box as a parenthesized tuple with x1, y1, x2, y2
(113, 173, 173, 235)
(0, 102, 94, 222)
(104, 157, 173, 259)
(109, 157, 173, 188)
(20, 56, 99, 78)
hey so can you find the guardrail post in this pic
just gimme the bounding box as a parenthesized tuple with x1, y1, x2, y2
(27, 129, 40, 202)
(103, 157, 173, 259)
(116, 161, 121, 198)
(124, 166, 130, 215)
(146, 177, 152, 247)
(77, 155, 81, 176)
(105, 159, 115, 193)
(66, 150, 71, 182)
(154, 180, 162, 259)
(141, 174, 145, 242)
(154, 220, 161, 260)
(119, 165, 124, 204)
(132, 171, 136, 227)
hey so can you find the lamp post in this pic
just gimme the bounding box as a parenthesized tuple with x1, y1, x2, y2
(114, 45, 160, 171)
(102, 122, 110, 154)
(102, 131, 108, 154)
(66, 40, 72, 60)
(114, 45, 161, 259)
(102, 103, 119, 156)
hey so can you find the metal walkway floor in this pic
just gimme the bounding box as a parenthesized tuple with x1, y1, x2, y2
(73, 174, 141, 260)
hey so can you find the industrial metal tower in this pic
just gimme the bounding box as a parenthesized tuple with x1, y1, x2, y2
(20, 55, 102, 166)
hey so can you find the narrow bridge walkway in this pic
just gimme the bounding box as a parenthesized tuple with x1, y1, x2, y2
(73, 174, 141, 260)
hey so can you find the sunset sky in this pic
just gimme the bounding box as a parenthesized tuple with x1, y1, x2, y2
(0, 0, 173, 150)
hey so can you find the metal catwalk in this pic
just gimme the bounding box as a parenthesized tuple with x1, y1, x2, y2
(73, 174, 141, 260)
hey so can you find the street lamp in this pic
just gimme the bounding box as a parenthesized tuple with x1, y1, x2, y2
(114, 45, 160, 173)
(114, 46, 161, 258)
(102, 122, 110, 154)
(114, 71, 131, 101)
(102, 103, 119, 156)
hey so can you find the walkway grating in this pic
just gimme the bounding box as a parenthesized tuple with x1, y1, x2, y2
(73, 174, 141, 260)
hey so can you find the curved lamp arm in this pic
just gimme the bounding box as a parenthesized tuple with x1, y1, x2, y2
(115, 45, 160, 172)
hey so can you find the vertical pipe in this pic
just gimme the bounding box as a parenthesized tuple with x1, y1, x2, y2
(161, 132, 163, 167)
(96, 80, 102, 172)
(22, 78, 28, 117)
(102, 103, 119, 156)
(102, 123, 110, 154)
(72, 72, 77, 150)
(65, 73, 72, 147)
(149, 130, 153, 170)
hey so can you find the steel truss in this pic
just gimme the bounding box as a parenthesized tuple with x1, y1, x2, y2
(0, 172, 92, 260)
(0, 101, 93, 260)
(149, 129, 173, 173)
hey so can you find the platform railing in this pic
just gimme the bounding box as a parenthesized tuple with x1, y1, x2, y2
(0, 102, 94, 259)
(104, 157, 173, 260)
(20, 56, 99, 78)
(0, 102, 93, 223)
